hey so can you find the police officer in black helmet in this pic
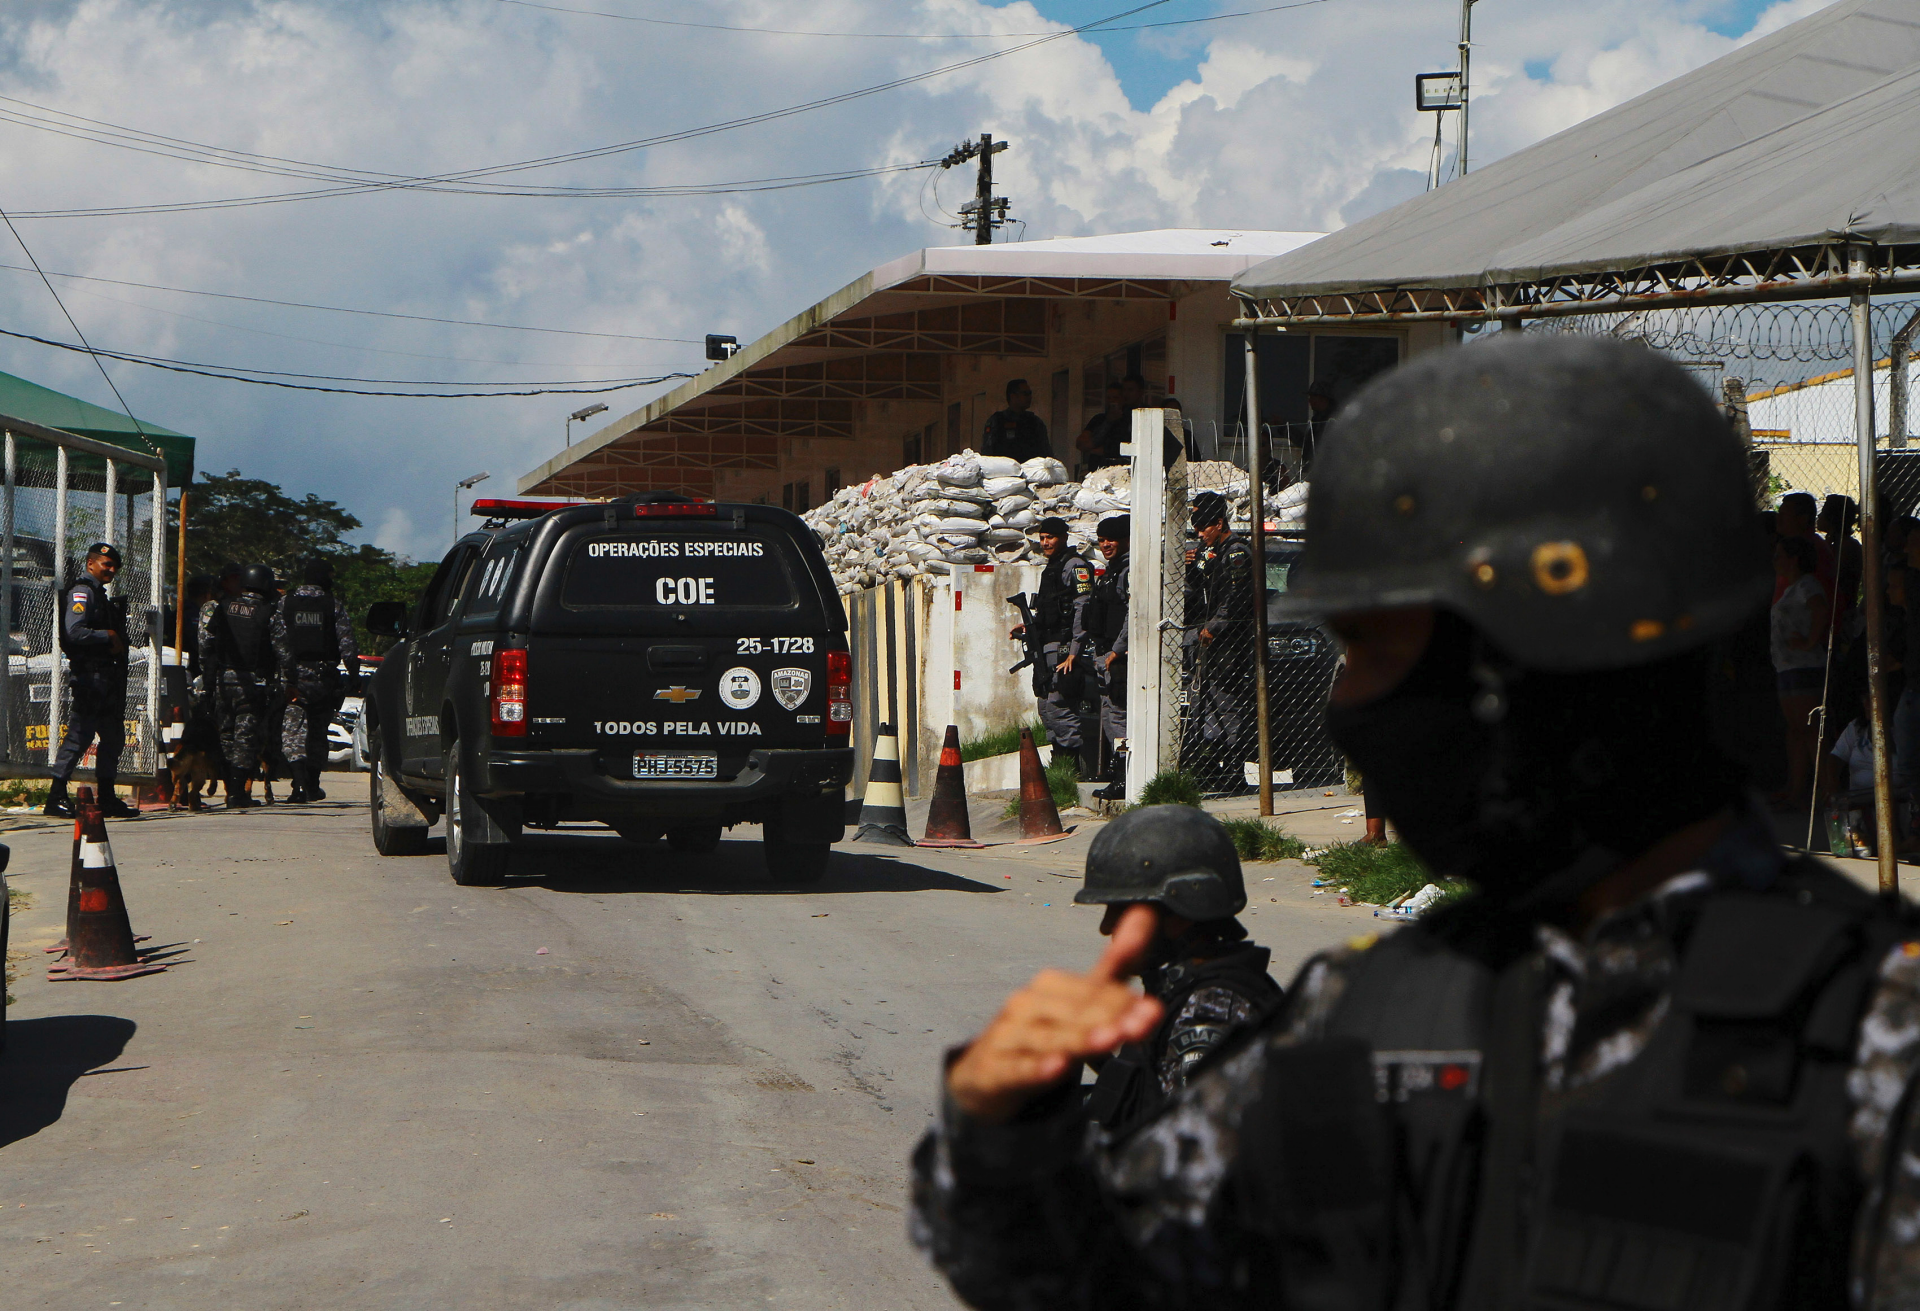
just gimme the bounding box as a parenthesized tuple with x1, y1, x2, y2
(272, 559, 358, 803)
(1184, 489, 1258, 786)
(1075, 805, 1280, 1139)
(201, 563, 277, 808)
(1011, 516, 1096, 774)
(45, 542, 135, 819)
(913, 336, 1920, 1307)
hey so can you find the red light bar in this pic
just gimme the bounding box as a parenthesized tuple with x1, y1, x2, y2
(629, 502, 717, 517)
(471, 498, 576, 519)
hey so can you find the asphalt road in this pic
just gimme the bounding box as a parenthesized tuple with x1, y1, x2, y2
(0, 782, 1363, 1310)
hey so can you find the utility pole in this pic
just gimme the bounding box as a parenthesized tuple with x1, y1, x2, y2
(940, 133, 1010, 244)
(1458, 0, 1476, 176)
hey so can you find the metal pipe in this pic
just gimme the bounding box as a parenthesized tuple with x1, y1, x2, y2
(174, 489, 188, 657)
(104, 456, 117, 555)
(1, 433, 14, 760)
(49, 445, 66, 769)
(1851, 246, 1898, 892)
(1244, 331, 1274, 815)
(148, 466, 165, 781)
(1457, 0, 1474, 176)
(1891, 307, 1920, 450)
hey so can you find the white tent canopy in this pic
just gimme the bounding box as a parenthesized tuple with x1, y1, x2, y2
(1234, 0, 1920, 304)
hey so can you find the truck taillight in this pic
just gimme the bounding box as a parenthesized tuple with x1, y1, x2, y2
(491, 648, 527, 737)
(826, 649, 851, 738)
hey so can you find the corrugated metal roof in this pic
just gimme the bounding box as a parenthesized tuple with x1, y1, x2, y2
(1233, 0, 1920, 300)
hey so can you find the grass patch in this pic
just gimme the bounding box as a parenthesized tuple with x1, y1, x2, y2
(0, 780, 48, 810)
(1222, 817, 1307, 862)
(960, 722, 1046, 763)
(1136, 769, 1205, 808)
(1001, 755, 1083, 818)
(1311, 840, 1469, 907)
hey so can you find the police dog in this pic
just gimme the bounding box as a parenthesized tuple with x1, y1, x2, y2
(168, 714, 222, 812)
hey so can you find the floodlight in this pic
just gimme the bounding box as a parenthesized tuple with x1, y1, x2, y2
(1416, 71, 1463, 112)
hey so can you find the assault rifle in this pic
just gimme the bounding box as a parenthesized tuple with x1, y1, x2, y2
(1006, 592, 1052, 697)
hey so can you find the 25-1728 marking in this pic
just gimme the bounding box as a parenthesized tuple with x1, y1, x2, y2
(735, 637, 813, 655)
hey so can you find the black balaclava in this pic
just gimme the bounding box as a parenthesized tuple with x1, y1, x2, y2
(1324, 610, 1746, 911)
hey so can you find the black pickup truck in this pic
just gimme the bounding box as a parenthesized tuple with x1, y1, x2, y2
(361, 494, 855, 886)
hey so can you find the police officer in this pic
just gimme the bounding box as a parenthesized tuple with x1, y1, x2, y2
(1011, 516, 1094, 772)
(201, 563, 277, 808)
(980, 378, 1051, 464)
(273, 559, 358, 803)
(1075, 805, 1280, 1139)
(1184, 490, 1257, 787)
(913, 337, 1920, 1306)
(45, 543, 135, 820)
(1077, 515, 1130, 799)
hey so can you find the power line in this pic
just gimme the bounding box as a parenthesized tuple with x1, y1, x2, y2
(0, 205, 157, 453)
(0, 323, 697, 397)
(0, 0, 1175, 217)
(0, 262, 703, 343)
(497, 0, 1332, 38)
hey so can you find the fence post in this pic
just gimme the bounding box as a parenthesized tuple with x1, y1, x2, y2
(148, 465, 166, 780)
(1851, 245, 1897, 892)
(1125, 408, 1170, 803)
(105, 456, 117, 548)
(0, 433, 11, 759)
(48, 445, 66, 768)
(1243, 333, 1275, 815)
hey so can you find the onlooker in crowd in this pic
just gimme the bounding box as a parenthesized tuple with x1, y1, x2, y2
(1776, 491, 1837, 607)
(1076, 382, 1125, 472)
(1896, 527, 1920, 803)
(1819, 494, 1863, 631)
(1773, 533, 1831, 808)
(980, 378, 1050, 463)
(1300, 382, 1335, 471)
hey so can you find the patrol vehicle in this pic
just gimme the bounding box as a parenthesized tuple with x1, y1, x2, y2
(361, 494, 854, 885)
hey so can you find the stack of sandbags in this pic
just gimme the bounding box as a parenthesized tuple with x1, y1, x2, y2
(800, 449, 1111, 594)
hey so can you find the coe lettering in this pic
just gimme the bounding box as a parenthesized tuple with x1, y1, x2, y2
(653, 576, 716, 606)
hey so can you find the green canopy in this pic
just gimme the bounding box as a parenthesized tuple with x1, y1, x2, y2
(0, 369, 195, 488)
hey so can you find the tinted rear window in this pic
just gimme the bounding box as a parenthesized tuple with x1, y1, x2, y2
(560, 529, 797, 610)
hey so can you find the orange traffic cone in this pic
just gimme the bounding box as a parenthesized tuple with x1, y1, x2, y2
(919, 725, 983, 849)
(1015, 728, 1070, 844)
(48, 788, 168, 982)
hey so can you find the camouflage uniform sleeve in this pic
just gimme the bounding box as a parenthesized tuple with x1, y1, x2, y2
(197, 599, 223, 675)
(1849, 940, 1920, 1306)
(1155, 982, 1269, 1099)
(269, 596, 292, 672)
(911, 946, 1361, 1306)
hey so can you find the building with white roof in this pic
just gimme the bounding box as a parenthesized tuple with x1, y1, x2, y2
(518, 228, 1454, 504)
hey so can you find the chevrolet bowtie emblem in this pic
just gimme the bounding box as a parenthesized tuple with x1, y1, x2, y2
(653, 686, 702, 704)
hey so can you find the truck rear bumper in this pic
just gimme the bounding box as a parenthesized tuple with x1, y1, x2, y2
(483, 746, 853, 816)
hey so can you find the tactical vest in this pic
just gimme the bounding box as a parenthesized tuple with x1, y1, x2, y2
(1084, 555, 1128, 647)
(1228, 860, 1910, 1311)
(1036, 549, 1086, 642)
(218, 594, 274, 675)
(286, 592, 336, 661)
(1088, 943, 1282, 1140)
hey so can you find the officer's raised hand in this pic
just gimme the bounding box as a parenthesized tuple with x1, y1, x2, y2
(947, 904, 1163, 1125)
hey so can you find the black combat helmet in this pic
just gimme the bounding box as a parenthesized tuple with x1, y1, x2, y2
(1075, 804, 1246, 921)
(241, 564, 276, 594)
(1273, 335, 1771, 671)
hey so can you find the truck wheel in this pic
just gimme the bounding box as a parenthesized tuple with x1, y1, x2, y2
(762, 819, 830, 885)
(370, 753, 428, 857)
(447, 739, 511, 886)
(613, 824, 662, 845)
(665, 825, 721, 854)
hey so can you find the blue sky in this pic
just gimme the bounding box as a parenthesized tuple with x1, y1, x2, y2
(0, 0, 1822, 561)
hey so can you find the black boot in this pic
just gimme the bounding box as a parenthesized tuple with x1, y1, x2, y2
(226, 772, 258, 809)
(307, 764, 326, 803)
(98, 778, 138, 820)
(1095, 757, 1127, 802)
(288, 763, 310, 804)
(42, 777, 72, 818)
(1078, 741, 1103, 784)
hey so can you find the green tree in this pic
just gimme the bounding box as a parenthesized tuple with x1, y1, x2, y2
(165, 469, 437, 655)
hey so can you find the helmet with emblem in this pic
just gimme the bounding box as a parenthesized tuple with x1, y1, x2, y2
(1075, 804, 1246, 921)
(1270, 335, 1770, 671)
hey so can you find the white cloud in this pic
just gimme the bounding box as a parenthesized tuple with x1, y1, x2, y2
(0, 0, 1801, 562)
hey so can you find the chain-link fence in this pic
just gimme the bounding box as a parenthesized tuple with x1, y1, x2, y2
(0, 418, 167, 781)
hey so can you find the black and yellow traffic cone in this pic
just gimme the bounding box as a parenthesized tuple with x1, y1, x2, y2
(48, 788, 168, 982)
(918, 725, 983, 849)
(1016, 727, 1070, 844)
(853, 723, 914, 846)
